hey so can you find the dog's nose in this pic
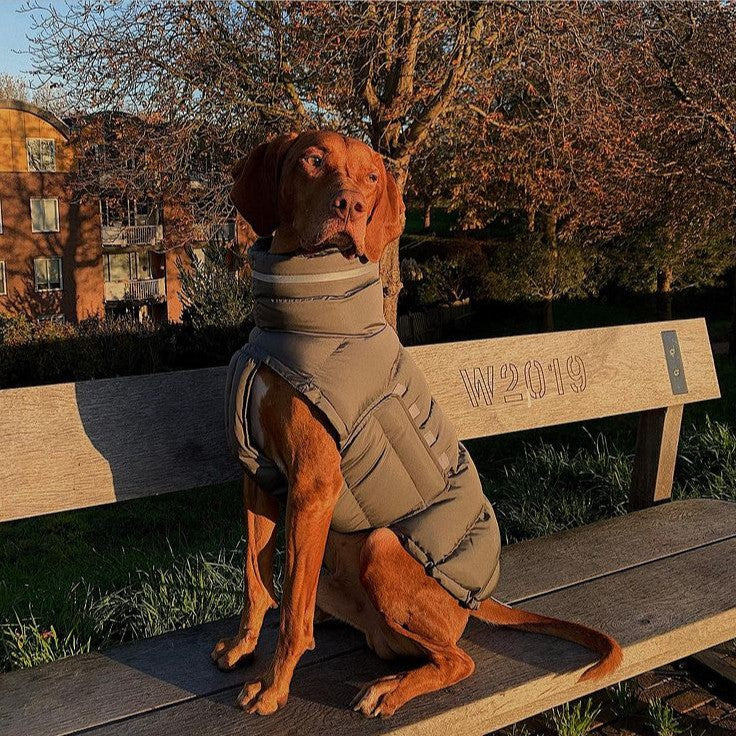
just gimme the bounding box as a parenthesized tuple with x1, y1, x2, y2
(331, 190, 366, 220)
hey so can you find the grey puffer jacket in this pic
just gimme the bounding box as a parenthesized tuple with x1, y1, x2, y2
(226, 238, 500, 608)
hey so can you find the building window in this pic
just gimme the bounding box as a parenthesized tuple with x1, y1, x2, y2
(0, 261, 6, 296)
(100, 197, 160, 228)
(38, 314, 65, 324)
(30, 198, 60, 233)
(34, 257, 63, 291)
(103, 251, 152, 282)
(27, 138, 57, 172)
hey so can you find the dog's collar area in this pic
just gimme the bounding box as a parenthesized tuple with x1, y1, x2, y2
(249, 237, 386, 336)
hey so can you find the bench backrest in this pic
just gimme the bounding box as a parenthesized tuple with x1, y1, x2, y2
(0, 319, 719, 522)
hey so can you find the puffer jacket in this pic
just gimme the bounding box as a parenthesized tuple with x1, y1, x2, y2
(226, 238, 501, 608)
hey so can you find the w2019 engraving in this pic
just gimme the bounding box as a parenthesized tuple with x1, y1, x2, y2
(459, 355, 587, 408)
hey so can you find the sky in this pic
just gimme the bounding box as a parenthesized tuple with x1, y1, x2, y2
(0, 2, 61, 79)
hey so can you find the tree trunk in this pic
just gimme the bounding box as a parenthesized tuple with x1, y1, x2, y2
(423, 200, 432, 231)
(542, 296, 555, 332)
(540, 211, 558, 332)
(729, 268, 736, 357)
(379, 165, 410, 328)
(656, 266, 673, 321)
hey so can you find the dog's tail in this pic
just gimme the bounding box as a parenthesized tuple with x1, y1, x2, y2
(471, 597, 623, 682)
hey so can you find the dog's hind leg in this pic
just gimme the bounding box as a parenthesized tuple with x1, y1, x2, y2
(317, 531, 421, 660)
(353, 528, 476, 718)
(211, 476, 280, 671)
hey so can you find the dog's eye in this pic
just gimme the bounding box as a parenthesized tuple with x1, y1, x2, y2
(306, 155, 323, 169)
(368, 172, 379, 183)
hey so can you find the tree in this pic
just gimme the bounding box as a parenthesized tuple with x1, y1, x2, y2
(0, 73, 71, 116)
(177, 242, 252, 329)
(443, 3, 641, 329)
(483, 226, 599, 331)
(613, 193, 733, 320)
(0, 74, 28, 100)
(27, 0, 527, 326)
(628, 3, 736, 337)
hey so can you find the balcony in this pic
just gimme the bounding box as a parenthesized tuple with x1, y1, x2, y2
(102, 225, 164, 248)
(104, 278, 166, 303)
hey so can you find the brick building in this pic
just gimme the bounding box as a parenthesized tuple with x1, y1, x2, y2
(0, 98, 235, 324)
(0, 99, 104, 322)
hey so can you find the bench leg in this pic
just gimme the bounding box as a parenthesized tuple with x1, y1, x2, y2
(629, 405, 683, 511)
(211, 476, 280, 671)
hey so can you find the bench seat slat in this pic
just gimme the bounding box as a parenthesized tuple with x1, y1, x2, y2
(2, 499, 734, 736)
(76, 532, 736, 736)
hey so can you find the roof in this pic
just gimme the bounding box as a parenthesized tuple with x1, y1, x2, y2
(0, 98, 71, 139)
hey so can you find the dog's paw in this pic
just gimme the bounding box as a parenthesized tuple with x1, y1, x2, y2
(237, 679, 288, 715)
(351, 675, 403, 718)
(210, 636, 256, 671)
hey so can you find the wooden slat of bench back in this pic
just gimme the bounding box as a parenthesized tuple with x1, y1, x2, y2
(0, 368, 241, 521)
(412, 318, 719, 440)
(0, 319, 719, 522)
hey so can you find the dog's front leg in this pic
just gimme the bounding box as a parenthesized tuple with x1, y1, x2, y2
(237, 464, 342, 715)
(211, 476, 279, 670)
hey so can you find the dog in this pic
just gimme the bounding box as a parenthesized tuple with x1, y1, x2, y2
(211, 130, 623, 718)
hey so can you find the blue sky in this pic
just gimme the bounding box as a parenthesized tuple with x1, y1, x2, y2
(0, 2, 59, 79)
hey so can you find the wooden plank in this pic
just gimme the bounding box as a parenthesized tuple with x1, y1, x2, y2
(411, 318, 719, 442)
(629, 405, 684, 510)
(493, 499, 736, 602)
(2, 499, 734, 736)
(0, 613, 365, 736)
(0, 319, 719, 520)
(74, 535, 736, 736)
(0, 367, 240, 521)
(693, 643, 736, 687)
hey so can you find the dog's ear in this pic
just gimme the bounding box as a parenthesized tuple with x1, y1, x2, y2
(363, 164, 405, 262)
(230, 133, 298, 236)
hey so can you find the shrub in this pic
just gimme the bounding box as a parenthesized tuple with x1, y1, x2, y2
(177, 243, 253, 329)
(0, 313, 252, 388)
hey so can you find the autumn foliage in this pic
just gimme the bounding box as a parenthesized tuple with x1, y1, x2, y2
(26, 1, 736, 335)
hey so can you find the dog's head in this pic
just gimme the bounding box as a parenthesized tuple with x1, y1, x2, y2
(231, 130, 405, 262)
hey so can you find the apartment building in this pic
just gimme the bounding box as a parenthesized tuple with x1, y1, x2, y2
(0, 98, 102, 322)
(0, 99, 223, 324)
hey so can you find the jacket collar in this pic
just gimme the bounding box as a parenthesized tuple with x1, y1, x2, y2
(249, 238, 386, 336)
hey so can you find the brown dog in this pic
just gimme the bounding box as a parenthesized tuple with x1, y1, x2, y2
(211, 130, 622, 718)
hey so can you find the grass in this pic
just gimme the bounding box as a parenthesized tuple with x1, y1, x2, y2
(547, 699, 601, 736)
(647, 698, 684, 736)
(607, 680, 641, 719)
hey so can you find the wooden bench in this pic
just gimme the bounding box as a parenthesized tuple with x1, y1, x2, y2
(1, 318, 733, 736)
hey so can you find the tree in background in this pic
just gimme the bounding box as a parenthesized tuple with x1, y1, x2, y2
(0, 73, 70, 116)
(177, 243, 252, 330)
(631, 2, 736, 343)
(446, 3, 640, 330)
(482, 227, 600, 331)
(28, 1, 529, 326)
(24, 1, 736, 335)
(404, 131, 461, 233)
